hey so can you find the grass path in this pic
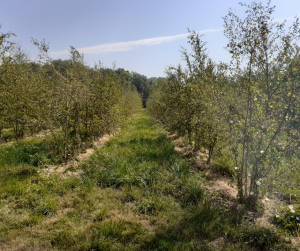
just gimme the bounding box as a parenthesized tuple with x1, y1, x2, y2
(0, 110, 289, 250)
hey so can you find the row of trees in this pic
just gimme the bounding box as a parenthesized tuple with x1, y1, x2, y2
(51, 62, 157, 108)
(0, 33, 142, 161)
(147, 1, 300, 205)
(115, 68, 162, 107)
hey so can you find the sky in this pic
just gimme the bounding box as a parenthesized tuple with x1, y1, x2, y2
(1, 0, 300, 78)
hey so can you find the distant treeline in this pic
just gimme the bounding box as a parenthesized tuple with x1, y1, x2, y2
(51, 59, 165, 108)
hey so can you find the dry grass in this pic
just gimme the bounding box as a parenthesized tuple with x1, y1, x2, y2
(46, 130, 119, 179)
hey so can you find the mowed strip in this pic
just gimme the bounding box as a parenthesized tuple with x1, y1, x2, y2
(0, 110, 206, 250)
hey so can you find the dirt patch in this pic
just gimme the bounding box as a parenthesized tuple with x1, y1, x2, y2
(255, 196, 286, 228)
(0, 129, 56, 147)
(209, 237, 225, 250)
(168, 134, 237, 202)
(204, 178, 237, 201)
(26, 129, 53, 139)
(109, 209, 157, 234)
(46, 129, 120, 179)
(167, 132, 286, 229)
(75, 134, 113, 163)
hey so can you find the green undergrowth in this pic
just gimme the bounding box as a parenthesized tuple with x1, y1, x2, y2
(0, 138, 53, 166)
(0, 132, 93, 167)
(0, 128, 16, 142)
(0, 110, 291, 250)
(0, 127, 31, 143)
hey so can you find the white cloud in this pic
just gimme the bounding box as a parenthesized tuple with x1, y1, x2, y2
(50, 29, 220, 57)
(271, 17, 294, 23)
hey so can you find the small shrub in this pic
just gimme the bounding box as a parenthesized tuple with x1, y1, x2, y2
(101, 220, 125, 238)
(33, 199, 58, 216)
(228, 225, 280, 249)
(137, 196, 165, 215)
(93, 207, 108, 222)
(21, 214, 42, 227)
(212, 157, 235, 177)
(273, 205, 300, 236)
(167, 160, 191, 178)
(50, 230, 76, 249)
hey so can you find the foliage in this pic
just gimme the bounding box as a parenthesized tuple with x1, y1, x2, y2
(0, 28, 142, 160)
(227, 225, 281, 249)
(212, 155, 235, 177)
(222, 0, 300, 204)
(273, 205, 300, 236)
(147, 32, 228, 164)
(115, 68, 155, 108)
(147, 1, 300, 207)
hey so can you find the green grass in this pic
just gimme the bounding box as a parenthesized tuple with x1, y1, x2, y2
(0, 127, 37, 143)
(0, 110, 291, 250)
(0, 138, 53, 166)
(1, 128, 16, 142)
(81, 112, 204, 207)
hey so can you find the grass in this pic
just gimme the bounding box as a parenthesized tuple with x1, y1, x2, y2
(1, 128, 16, 142)
(0, 131, 91, 167)
(0, 110, 291, 250)
(0, 126, 41, 143)
(0, 138, 53, 166)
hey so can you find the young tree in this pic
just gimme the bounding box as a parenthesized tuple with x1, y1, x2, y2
(0, 27, 15, 139)
(223, 0, 300, 204)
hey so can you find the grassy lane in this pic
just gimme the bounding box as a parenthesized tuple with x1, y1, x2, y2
(0, 110, 289, 250)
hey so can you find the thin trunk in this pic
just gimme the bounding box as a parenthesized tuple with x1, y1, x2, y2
(245, 62, 253, 197)
(240, 58, 253, 201)
(64, 99, 69, 163)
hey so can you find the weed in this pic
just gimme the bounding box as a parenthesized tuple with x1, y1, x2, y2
(93, 207, 108, 222)
(137, 196, 165, 215)
(101, 220, 126, 237)
(212, 156, 235, 177)
(273, 205, 300, 236)
(227, 225, 281, 249)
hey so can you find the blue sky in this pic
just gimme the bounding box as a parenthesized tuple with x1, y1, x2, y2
(1, 0, 299, 78)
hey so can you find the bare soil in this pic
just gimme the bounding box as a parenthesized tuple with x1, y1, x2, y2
(166, 131, 285, 230)
(45, 129, 120, 179)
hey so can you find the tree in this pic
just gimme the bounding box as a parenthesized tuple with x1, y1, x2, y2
(131, 72, 148, 107)
(223, 0, 300, 204)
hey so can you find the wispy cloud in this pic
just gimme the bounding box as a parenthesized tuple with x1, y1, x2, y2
(50, 29, 220, 57)
(271, 17, 294, 23)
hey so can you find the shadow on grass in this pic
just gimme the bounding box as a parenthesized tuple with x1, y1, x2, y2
(138, 201, 285, 251)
